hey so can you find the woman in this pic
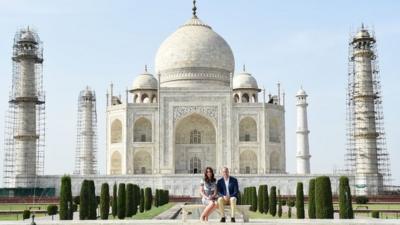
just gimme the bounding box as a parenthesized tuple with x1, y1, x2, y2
(199, 167, 218, 221)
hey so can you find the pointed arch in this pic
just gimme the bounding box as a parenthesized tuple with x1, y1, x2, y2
(111, 119, 122, 143)
(239, 117, 257, 142)
(133, 117, 152, 142)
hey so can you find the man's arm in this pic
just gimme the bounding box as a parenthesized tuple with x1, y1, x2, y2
(217, 179, 224, 196)
(231, 178, 239, 198)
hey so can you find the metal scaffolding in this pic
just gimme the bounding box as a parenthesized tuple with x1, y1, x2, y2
(3, 28, 45, 188)
(345, 25, 392, 194)
(74, 87, 98, 175)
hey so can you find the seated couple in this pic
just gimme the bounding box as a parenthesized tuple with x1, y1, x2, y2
(200, 166, 238, 223)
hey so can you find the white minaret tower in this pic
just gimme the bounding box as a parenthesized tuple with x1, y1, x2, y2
(296, 87, 311, 174)
(3, 28, 45, 188)
(74, 86, 97, 175)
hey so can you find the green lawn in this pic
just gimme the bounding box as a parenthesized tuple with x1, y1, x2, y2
(0, 204, 50, 211)
(108, 203, 175, 220)
(0, 213, 47, 221)
(249, 211, 289, 219)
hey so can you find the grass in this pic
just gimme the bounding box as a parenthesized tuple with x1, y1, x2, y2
(249, 210, 289, 219)
(0, 204, 50, 211)
(108, 203, 175, 220)
(0, 213, 47, 221)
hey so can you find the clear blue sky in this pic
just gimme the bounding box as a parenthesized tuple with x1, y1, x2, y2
(0, 0, 399, 184)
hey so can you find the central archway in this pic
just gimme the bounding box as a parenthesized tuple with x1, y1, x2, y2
(174, 113, 216, 174)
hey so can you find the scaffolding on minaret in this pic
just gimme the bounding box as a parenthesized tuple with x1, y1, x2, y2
(74, 86, 98, 175)
(345, 25, 392, 193)
(3, 28, 45, 188)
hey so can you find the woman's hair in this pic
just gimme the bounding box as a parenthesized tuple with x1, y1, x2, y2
(203, 167, 216, 183)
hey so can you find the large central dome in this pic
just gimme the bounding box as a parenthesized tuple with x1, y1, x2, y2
(155, 15, 235, 88)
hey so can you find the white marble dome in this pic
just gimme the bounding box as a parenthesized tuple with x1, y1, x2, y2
(132, 71, 158, 90)
(354, 29, 371, 39)
(233, 71, 259, 90)
(296, 88, 307, 96)
(155, 16, 235, 88)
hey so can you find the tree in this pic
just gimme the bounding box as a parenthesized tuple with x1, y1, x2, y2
(22, 210, 30, 220)
(264, 185, 269, 214)
(278, 189, 282, 218)
(144, 187, 153, 211)
(100, 183, 110, 220)
(139, 188, 145, 213)
(132, 184, 140, 215)
(126, 183, 135, 217)
(88, 180, 97, 219)
(112, 183, 117, 218)
(154, 189, 159, 207)
(258, 185, 265, 213)
(308, 179, 316, 219)
(47, 205, 58, 220)
(269, 186, 277, 217)
(339, 176, 354, 219)
(117, 183, 126, 219)
(59, 175, 73, 220)
(79, 180, 89, 220)
(315, 176, 334, 219)
(296, 182, 305, 219)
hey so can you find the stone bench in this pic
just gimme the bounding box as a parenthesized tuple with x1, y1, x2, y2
(181, 204, 251, 222)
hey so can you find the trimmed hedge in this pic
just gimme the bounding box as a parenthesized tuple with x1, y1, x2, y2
(59, 175, 73, 220)
(100, 183, 110, 220)
(139, 188, 145, 213)
(22, 210, 30, 220)
(315, 176, 334, 219)
(355, 196, 369, 204)
(47, 205, 58, 220)
(117, 183, 126, 219)
(263, 185, 269, 214)
(133, 184, 140, 215)
(339, 176, 354, 219)
(296, 182, 305, 219)
(277, 189, 282, 218)
(88, 180, 97, 219)
(308, 179, 316, 219)
(269, 186, 277, 217)
(126, 183, 134, 217)
(371, 211, 380, 218)
(258, 185, 268, 213)
(79, 180, 89, 220)
(144, 187, 153, 211)
(112, 183, 117, 218)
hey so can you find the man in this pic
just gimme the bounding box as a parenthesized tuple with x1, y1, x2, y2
(217, 167, 238, 223)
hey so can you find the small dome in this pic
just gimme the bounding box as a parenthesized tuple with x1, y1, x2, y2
(355, 29, 371, 39)
(233, 71, 259, 90)
(19, 29, 37, 43)
(296, 87, 307, 96)
(155, 16, 235, 88)
(131, 71, 158, 90)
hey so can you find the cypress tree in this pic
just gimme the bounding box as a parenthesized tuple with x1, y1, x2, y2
(112, 183, 117, 218)
(79, 180, 89, 220)
(117, 183, 126, 219)
(288, 206, 292, 218)
(144, 187, 153, 211)
(88, 180, 97, 219)
(339, 176, 354, 219)
(258, 185, 265, 213)
(315, 176, 334, 219)
(154, 189, 159, 207)
(59, 175, 73, 220)
(269, 186, 277, 217)
(100, 183, 110, 220)
(139, 188, 145, 213)
(132, 184, 139, 215)
(126, 184, 134, 217)
(264, 185, 269, 214)
(250, 186, 257, 212)
(296, 182, 305, 219)
(308, 179, 316, 219)
(278, 189, 282, 218)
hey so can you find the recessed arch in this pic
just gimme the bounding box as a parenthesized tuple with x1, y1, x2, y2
(240, 150, 257, 174)
(134, 117, 152, 142)
(141, 93, 150, 103)
(111, 151, 122, 175)
(270, 151, 280, 173)
(234, 94, 240, 103)
(133, 150, 152, 174)
(239, 117, 257, 142)
(111, 119, 122, 143)
(242, 93, 249, 103)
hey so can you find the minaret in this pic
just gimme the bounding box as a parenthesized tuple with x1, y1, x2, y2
(74, 86, 97, 175)
(296, 87, 311, 174)
(3, 28, 45, 187)
(350, 26, 383, 195)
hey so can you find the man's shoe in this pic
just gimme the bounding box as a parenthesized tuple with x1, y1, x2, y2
(220, 217, 226, 222)
(231, 217, 236, 223)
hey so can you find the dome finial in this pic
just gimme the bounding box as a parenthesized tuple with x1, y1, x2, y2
(243, 64, 246, 72)
(144, 64, 148, 72)
(192, 0, 197, 18)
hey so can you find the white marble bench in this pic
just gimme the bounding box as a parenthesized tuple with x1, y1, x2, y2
(181, 204, 251, 222)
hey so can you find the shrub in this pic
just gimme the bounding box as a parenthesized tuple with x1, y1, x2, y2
(88, 180, 97, 220)
(73, 196, 80, 205)
(296, 182, 305, 219)
(315, 176, 333, 219)
(47, 205, 58, 220)
(277, 189, 282, 218)
(79, 180, 89, 220)
(308, 179, 316, 219)
(72, 204, 78, 212)
(117, 183, 126, 219)
(154, 189, 159, 207)
(281, 199, 286, 206)
(132, 184, 140, 215)
(250, 186, 257, 212)
(288, 206, 292, 218)
(287, 198, 295, 207)
(258, 185, 264, 213)
(59, 175, 73, 220)
(371, 211, 380, 218)
(339, 176, 354, 219)
(139, 188, 145, 213)
(22, 210, 30, 220)
(144, 187, 153, 211)
(126, 184, 134, 217)
(100, 183, 110, 220)
(264, 185, 269, 214)
(269, 186, 277, 217)
(355, 196, 369, 204)
(112, 183, 117, 218)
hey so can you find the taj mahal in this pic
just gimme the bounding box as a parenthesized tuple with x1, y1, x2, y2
(3, 1, 393, 197)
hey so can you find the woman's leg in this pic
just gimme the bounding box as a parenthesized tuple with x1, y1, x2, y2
(203, 201, 215, 220)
